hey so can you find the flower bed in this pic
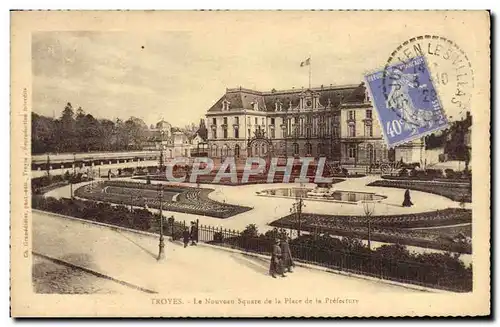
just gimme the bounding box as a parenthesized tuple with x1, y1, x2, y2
(367, 180, 471, 203)
(269, 209, 472, 254)
(32, 195, 186, 239)
(134, 174, 345, 186)
(381, 175, 472, 183)
(32, 174, 91, 194)
(74, 181, 252, 219)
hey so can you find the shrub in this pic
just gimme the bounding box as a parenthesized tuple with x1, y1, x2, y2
(444, 168, 455, 179)
(241, 224, 259, 238)
(213, 232, 224, 243)
(425, 169, 443, 179)
(398, 168, 408, 177)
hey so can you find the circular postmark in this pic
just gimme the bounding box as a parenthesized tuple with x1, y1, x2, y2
(382, 35, 474, 123)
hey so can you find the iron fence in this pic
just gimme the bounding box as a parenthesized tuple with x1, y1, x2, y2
(191, 221, 472, 293)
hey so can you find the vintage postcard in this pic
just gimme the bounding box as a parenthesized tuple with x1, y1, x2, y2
(10, 11, 490, 317)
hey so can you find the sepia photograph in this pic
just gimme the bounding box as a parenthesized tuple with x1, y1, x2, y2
(10, 10, 491, 317)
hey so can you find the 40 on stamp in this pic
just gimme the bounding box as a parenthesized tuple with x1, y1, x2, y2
(365, 55, 449, 148)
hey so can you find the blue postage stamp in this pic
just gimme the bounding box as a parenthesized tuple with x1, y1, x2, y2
(364, 55, 449, 148)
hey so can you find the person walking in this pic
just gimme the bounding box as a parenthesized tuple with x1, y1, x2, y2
(280, 236, 294, 273)
(402, 189, 413, 207)
(182, 226, 190, 248)
(190, 221, 198, 246)
(269, 238, 285, 278)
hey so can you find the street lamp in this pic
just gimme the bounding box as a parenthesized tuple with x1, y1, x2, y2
(158, 131, 165, 173)
(46, 153, 51, 179)
(157, 184, 165, 261)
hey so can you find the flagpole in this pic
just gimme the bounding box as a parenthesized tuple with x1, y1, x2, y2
(308, 55, 312, 89)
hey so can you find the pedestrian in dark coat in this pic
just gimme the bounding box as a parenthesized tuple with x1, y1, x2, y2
(269, 239, 285, 278)
(280, 237, 294, 273)
(402, 189, 413, 207)
(190, 221, 198, 245)
(182, 227, 190, 248)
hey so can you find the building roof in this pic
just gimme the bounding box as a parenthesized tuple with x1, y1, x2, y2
(207, 83, 367, 113)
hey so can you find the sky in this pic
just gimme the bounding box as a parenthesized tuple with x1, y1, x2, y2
(31, 12, 480, 127)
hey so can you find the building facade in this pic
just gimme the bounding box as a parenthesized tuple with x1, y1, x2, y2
(144, 119, 192, 158)
(205, 84, 423, 166)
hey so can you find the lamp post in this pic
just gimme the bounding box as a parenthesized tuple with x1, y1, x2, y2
(159, 131, 165, 173)
(46, 153, 51, 179)
(157, 184, 165, 261)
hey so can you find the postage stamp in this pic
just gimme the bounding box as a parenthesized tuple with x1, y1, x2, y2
(9, 11, 491, 318)
(365, 55, 449, 148)
(382, 35, 475, 122)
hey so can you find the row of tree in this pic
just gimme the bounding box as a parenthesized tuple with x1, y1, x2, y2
(32, 103, 199, 154)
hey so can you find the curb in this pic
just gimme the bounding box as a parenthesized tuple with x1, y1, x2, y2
(33, 251, 157, 294)
(34, 209, 451, 294)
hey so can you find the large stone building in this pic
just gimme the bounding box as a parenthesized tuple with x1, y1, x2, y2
(205, 83, 423, 166)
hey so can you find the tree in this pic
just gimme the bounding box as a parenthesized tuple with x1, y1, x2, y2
(31, 112, 56, 154)
(125, 117, 148, 150)
(57, 102, 76, 152)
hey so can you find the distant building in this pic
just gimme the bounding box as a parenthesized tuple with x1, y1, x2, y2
(190, 119, 209, 157)
(144, 119, 191, 158)
(205, 84, 423, 166)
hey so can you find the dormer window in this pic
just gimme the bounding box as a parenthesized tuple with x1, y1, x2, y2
(275, 100, 283, 111)
(222, 99, 231, 111)
(250, 100, 259, 111)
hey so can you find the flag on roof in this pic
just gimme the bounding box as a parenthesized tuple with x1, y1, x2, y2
(300, 58, 311, 67)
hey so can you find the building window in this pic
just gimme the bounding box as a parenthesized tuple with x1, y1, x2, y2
(222, 145, 230, 156)
(348, 125, 356, 137)
(365, 124, 373, 137)
(223, 128, 228, 139)
(262, 118, 265, 125)
(248, 129, 251, 138)
(271, 118, 275, 125)
(184, 149, 188, 156)
(234, 128, 239, 139)
(318, 143, 325, 155)
(367, 144, 375, 163)
(213, 130, 217, 139)
(305, 143, 312, 155)
(366, 110, 372, 119)
(348, 110, 355, 120)
(348, 144, 357, 158)
(234, 144, 240, 157)
(293, 143, 299, 155)
(235, 117, 239, 124)
(255, 118, 258, 125)
(270, 129, 275, 138)
(211, 145, 218, 157)
(223, 117, 228, 125)
(212, 118, 217, 125)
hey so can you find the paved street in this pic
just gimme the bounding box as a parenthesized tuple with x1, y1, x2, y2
(32, 210, 421, 295)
